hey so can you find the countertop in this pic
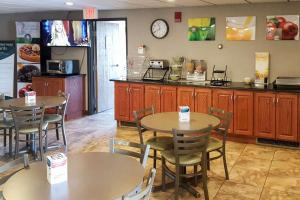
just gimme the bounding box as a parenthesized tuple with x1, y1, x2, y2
(33, 74, 86, 78)
(110, 78, 300, 93)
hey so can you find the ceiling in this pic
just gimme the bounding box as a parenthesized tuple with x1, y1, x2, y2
(0, 0, 298, 14)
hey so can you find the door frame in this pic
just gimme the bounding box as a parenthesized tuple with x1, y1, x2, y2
(93, 18, 128, 113)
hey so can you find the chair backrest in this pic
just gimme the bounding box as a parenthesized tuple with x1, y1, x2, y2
(208, 107, 233, 136)
(172, 126, 212, 165)
(109, 138, 150, 168)
(0, 154, 29, 185)
(57, 91, 70, 117)
(133, 106, 155, 144)
(124, 168, 156, 200)
(10, 105, 45, 132)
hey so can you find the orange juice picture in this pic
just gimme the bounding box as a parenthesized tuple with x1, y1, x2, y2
(226, 16, 256, 41)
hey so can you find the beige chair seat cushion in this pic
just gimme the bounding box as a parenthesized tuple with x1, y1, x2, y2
(161, 150, 202, 165)
(19, 123, 48, 134)
(44, 114, 62, 123)
(207, 137, 223, 152)
(0, 119, 14, 128)
(145, 136, 173, 151)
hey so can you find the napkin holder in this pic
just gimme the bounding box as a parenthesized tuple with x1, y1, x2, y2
(25, 91, 36, 104)
(179, 106, 190, 122)
(47, 153, 68, 184)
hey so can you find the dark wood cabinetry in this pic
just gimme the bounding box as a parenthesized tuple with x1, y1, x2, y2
(254, 92, 276, 139)
(177, 87, 195, 111)
(32, 75, 85, 120)
(145, 85, 161, 112)
(115, 82, 144, 122)
(194, 88, 212, 113)
(212, 89, 234, 133)
(234, 91, 253, 136)
(276, 93, 298, 141)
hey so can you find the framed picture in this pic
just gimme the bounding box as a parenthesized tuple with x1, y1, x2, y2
(226, 16, 256, 41)
(188, 18, 216, 41)
(266, 15, 299, 40)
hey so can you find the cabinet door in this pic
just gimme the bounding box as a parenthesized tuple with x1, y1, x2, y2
(115, 82, 130, 121)
(31, 77, 46, 96)
(234, 91, 254, 136)
(129, 84, 144, 121)
(212, 89, 234, 133)
(254, 92, 276, 139)
(177, 87, 195, 111)
(145, 85, 161, 112)
(46, 78, 65, 96)
(161, 86, 177, 112)
(194, 88, 212, 113)
(276, 93, 298, 141)
(298, 96, 300, 142)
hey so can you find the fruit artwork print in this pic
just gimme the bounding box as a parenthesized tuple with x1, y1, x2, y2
(266, 15, 299, 40)
(188, 18, 216, 41)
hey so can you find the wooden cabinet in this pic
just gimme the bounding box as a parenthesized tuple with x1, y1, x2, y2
(234, 91, 253, 136)
(276, 93, 298, 141)
(145, 85, 177, 113)
(298, 96, 300, 142)
(160, 86, 177, 112)
(32, 75, 85, 120)
(254, 92, 276, 139)
(115, 82, 144, 122)
(212, 89, 234, 133)
(177, 87, 212, 113)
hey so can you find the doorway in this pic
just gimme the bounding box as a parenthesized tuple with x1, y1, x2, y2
(96, 19, 127, 113)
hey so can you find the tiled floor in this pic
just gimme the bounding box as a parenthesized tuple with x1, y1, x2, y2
(2, 110, 300, 200)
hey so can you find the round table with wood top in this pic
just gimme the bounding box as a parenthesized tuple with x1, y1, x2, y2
(141, 112, 220, 133)
(3, 152, 145, 200)
(0, 96, 66, 109)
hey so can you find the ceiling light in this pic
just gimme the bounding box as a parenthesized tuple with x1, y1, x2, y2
(65, 1, 74, 6)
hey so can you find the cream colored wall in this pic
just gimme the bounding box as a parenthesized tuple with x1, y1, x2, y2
(99, 2, 300, 82)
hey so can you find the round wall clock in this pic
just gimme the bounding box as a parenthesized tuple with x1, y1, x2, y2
(151, 19, 169, 39)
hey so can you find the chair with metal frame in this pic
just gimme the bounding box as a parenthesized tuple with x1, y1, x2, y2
(10, 105, 47, 160)
(0, 154, 30, 199)
(0, 109, 14, 157)
(161, 126, 212, 200)
(207, 107, 233, 180)
(123, 168, 156, 200)
(133, 106, 173, 169)
(44, 92, 70, 151)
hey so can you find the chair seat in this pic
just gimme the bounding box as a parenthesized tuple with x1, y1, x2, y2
(44, 114, 62, 123)
(161, 150, 202, 165)
(207, 137, 223, 152)
(19, 123, 48, 134)
(145, 136, 173, 151)
(0, 119, 14, 129)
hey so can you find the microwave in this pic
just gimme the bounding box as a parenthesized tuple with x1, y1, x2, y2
(46, 60, 80, 75)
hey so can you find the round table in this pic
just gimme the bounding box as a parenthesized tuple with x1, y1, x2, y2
(0, 96, 66, 109)
(3, 152, 145, 200)
(141, 112, 220, 133)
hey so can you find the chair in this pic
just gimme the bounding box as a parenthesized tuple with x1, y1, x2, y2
(0, 110, 14, 156)
(133, 106, 173, 169)
(207, 107, 233, 180)
(109, 138, 150, 168)
(44, 92, 70, 151)
(10, 105, 47, 160)
(161, 127, 212, 200)
(123, 168, 156, 200)
(0, 154, 29, 198)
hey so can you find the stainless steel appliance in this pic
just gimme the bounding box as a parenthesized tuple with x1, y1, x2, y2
(149, 60, 169, 69)
(46, 60, 80, 75)
(210, 65, 230, 86)
(273, 77, 300, 90)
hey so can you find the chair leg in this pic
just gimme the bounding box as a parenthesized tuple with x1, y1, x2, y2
(61, 122, 67, 148)
(202, 164, 209, 200)
(175, 166, 180, 200)
(3, 129, 6, 147)
(14, 133, 19, 159)
(207, 152, 210, 170)
(222, 152, 229, 180)
(162, 157, 166, 191)
(194, 165, 198, 187)
(55, 123, 59, 140)
(39, 133, 43, 161)
(44, 130, 48, 152)
(8, 128, 12, 157)
(153, 149, 157, 169)
(26, 134, 29, 148)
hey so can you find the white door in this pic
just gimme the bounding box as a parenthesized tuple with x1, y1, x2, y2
(96, 20, 127, 112)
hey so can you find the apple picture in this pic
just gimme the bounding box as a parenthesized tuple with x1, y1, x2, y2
(266, 15, 299, 40)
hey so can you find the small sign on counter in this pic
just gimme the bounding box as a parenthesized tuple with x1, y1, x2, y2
(25, 91, 36, 104)
(179, 106, 190, 122)
(47, 153, 68, 184)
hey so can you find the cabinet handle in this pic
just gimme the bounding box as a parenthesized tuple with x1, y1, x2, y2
(194, 92, 197, 97)
(272, 98, 275, 104)
(230, 95, 233, 101)
(126, 87, 129, 93)
(276, 98, 279, 103)
(160, 90, 163, 95)
(157, 90, 160, 95)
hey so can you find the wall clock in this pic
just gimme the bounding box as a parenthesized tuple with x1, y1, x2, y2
(151, 19, 169, 39)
